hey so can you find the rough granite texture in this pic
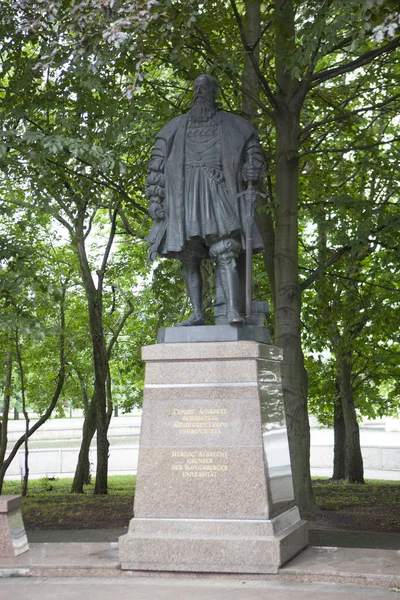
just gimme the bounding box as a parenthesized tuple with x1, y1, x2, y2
(141, 341, 283, 362)
(120, 340, 307, 573)
(0, 496, 29, 557)
(119, 512, 308, 573)
(144, 358, 260, 386)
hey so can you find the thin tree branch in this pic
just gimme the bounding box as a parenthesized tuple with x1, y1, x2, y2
(98, 208, 118, 282)
(300, 265, 400, 293)
(302, 93, 400, 136)
(300, 246, 350, 291)
(106, 303, 135, 360)
(45, 156, 147, 216)
(300, 135, 400, 158)
(312, 35, 400, 86)
(54, 214, 73, 234)
(23, 117, 147, 215)
(117, 208, 139, 235)
(84, 207, 99, 241)
(325, 34, 356, 56)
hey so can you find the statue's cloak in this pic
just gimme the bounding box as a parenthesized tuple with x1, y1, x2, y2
(146, 110, 264, 260)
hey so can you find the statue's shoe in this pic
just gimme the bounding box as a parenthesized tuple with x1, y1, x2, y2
(227, 309, 245, 325)
(174, 314, 205, 327)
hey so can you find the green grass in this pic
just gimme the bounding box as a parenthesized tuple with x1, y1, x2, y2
(2, 475, 136, 496)
(2, 476, 136, 529)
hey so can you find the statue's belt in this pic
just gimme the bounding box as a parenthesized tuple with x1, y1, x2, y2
(185, 159, 222, 169)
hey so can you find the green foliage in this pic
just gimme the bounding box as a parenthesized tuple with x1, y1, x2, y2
(300, 92, 400, 424)
(298, 31, 400, 425)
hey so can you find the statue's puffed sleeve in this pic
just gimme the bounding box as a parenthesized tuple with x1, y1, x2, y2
(146, 137, 166, 220)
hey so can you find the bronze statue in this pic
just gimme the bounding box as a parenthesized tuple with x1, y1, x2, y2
(146, 75, 265, 326)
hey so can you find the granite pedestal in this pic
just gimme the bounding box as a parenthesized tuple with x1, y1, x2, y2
(119, 338, 308, 573)
(0, 496, 29, 557)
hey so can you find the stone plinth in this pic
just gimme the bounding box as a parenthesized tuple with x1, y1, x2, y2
(157, 324, 271, 344)
(0, 495, 29, 557)
(119, 340, 307, 573)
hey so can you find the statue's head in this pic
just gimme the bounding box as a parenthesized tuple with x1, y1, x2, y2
(193, 75, 218, 103)
(191, 75, 218, 122)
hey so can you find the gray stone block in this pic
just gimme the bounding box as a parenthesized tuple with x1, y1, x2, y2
(119, 509, 308, 573)
(119, 341, 308, 573)
(0, 496, 29, 557)
(142, 340, 283, 362)
(157, 325, 271, 344)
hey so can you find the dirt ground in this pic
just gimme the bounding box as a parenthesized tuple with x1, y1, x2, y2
(310, 505, 400, 533)
(310, 481, 400, 533)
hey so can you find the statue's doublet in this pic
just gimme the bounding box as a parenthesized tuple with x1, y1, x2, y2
(184, 116, 241, 243)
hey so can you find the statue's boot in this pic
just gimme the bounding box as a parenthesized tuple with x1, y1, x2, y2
(211, 239, 244, 325)
(175, 314, 205, 327)
(174, 258, 205, 327)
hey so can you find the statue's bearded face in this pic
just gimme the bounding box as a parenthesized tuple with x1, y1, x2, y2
(191, 77, 217, 123)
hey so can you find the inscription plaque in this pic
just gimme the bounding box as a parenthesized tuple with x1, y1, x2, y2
(171, 450, 229, 478)
(172, 407, 228, 435)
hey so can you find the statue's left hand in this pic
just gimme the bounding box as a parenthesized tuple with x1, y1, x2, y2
(243, 166, 262, 182)
(243, 147, 265, 182)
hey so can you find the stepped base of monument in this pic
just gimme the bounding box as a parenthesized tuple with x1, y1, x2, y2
(119, 507, 308, 574)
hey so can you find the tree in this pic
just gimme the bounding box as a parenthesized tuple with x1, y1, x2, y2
(2, 0, 400, 511)
(0, 213, 68, 492)
(302, 107, 400, 481)
(0, 1, 154, 493)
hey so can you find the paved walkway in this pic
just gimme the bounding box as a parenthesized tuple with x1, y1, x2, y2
(1, 529, 399, 598)
(0, 535, 399, 590)
(2, 576, 399, 600)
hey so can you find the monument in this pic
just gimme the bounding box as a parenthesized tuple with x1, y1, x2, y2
(144, 74, 265, 327)
(119, 75, 308, 573)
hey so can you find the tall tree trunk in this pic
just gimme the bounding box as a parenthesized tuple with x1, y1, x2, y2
(87, 291, 109, 495)
(85, 287, 109, 495)
(274, 0, 317, 515)
(71, 208, 124, 494)
(71, 398, 97, 492)
(73, 214, 116, 495)
(0, 351, 12, 495)
(242, 0, 261, 121)
(332, 396, 346, 480)
(337, 353, 364, 483)
(70, 364, 93, 489)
